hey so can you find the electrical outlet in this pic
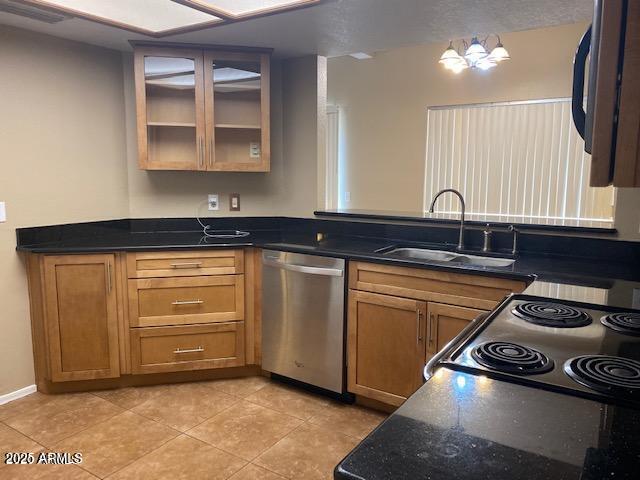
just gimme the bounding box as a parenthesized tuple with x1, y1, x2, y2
(345, 192, 351, 203)
(208, 194, 219, 211)
(249, 142, 261, 158)
(0, 202, 5, 222)
(229, 193, 241, 211)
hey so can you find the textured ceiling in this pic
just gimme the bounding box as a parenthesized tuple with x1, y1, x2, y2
(0, 0, 594, 57)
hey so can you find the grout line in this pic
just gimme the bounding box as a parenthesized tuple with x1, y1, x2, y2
(102, 432, 183, 479)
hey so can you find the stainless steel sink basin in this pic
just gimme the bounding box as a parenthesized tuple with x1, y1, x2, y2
(383, 248, 460, 262)
(451, 254, 516, 267)
(383, 247, 515, 268)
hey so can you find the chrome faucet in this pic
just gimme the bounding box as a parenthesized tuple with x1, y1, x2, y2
(428, 189, 466, 251)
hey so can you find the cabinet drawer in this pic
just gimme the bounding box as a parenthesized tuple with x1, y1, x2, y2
(128, 275, 244, 327)
(127, 250, 244, 278)
(131, 322, 245, 374)
(349, 261, 527, 310)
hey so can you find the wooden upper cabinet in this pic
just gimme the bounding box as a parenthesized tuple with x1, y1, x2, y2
(42, 254, 120, 382)
(134, 47, 205, 171)
(348, 290, 427, 406)
(613, 0, 640, 186)
(134, 45, 271, 172)
(204, 50, 270, 171)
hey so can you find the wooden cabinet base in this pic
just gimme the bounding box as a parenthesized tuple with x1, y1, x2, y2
(35, 366, 265, 395)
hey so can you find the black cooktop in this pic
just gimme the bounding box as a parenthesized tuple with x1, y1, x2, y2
(445, 295, 640, 406)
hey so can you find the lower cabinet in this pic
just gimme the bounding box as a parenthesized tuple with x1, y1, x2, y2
(348, 291, 427, 406)
(41, 254, 120, 382)
(347, 261, 527, 407)
(130, 322, 245, 374)
(426, 302, 486, 358)
(26, 249, 257, 389)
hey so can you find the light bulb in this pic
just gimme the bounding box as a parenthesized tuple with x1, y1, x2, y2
(464, 37, 488, 64)
(475, 57, 497, 71)
(489, 43, 510, 62)
(448, 60, 468, 74)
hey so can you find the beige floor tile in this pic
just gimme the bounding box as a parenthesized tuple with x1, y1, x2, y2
(92, 384, 164, 410)
(254, 423, 358, 480)
(188, 400, 303, 461)
(228, 463, 286, 480)
(244, 384, 334, 420)
(206, 376, 270, 398)
(109, 434, 246, 480)
(3, 394, 123, 448)
(0, 391, 81, 421)
(0, 462, 97, 479)
(308, 404, 386, 440)
(52, 410, 179, 478)
(0, 423, 44, 469)
(131, 382, 239, 432)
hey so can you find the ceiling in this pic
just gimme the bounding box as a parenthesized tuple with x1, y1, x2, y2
(0, 0, 594, 58)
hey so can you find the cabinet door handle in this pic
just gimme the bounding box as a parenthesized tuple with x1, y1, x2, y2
(174, 346, 204, 354)
(416, 310, 423, 344)
(171, 300, 204, 306)
(199, 136, 204, 168)
(170, 262, 203, 269)
(107, 261, 113, 295)
(428, 314, 434, 346)
(209, 137, 213, 168)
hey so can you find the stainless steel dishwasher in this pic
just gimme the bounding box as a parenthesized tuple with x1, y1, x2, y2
(261, 250, 346, 393)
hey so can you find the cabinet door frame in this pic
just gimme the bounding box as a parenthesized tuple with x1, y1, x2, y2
(203, 50, 271, 172)
(426, 302, 486, 356)
(43, 254, 120, 382)
(134, 47, 206, 170)
(348, 290, 427, 406)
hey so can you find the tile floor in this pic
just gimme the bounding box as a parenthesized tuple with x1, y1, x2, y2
(0, 377, 387, 479)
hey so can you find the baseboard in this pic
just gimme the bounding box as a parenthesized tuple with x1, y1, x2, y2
(0, 384, 37, 406)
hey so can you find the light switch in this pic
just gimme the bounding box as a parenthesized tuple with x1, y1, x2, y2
(0, 202, 5, 222)
(229, 193, 241, 211)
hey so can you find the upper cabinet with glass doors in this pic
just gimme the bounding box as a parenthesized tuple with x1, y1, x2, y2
(134, 45, 271, 172)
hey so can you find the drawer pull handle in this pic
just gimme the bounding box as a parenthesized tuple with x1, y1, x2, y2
(173, 346, 204, 354)
(170, 262, 203, 268)
(172, 300, 204, 306)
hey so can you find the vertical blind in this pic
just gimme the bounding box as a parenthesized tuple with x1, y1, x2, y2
(326, 105, 340, 209)
(424, 99, 615, 227)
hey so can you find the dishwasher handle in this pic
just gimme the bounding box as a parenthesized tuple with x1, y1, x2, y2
(262, 258, 344, 277)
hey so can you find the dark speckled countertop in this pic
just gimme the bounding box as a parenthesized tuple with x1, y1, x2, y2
(335, 368, 640, 480)
(15, 220, 640, 310)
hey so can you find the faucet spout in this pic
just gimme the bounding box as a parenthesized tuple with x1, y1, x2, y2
(428, 189, 466, 251)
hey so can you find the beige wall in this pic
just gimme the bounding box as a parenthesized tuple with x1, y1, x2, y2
(123, 54, 326, 219)
(328, 22, 640, 240)
(0, 25, 327, 395)
(0, 26, 129, 395)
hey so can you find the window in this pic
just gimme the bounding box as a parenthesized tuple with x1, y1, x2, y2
(424, 99, 615, 228)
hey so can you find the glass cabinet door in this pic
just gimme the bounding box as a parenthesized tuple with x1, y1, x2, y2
(135, 48, 205, 170)
(204, 51, 270, 171)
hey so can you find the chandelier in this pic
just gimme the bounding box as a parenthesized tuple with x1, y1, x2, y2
(439, 35, 510, 73)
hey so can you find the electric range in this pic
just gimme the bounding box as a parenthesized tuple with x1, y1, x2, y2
(438, 294, 640, 407)
(335, 294, 640, 480)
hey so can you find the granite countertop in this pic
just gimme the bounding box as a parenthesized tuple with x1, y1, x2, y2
(16, 228, 640, 309)
(335, 368, 640, 480)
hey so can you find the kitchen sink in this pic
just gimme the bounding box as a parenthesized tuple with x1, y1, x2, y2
(383, 247, 515, 268)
